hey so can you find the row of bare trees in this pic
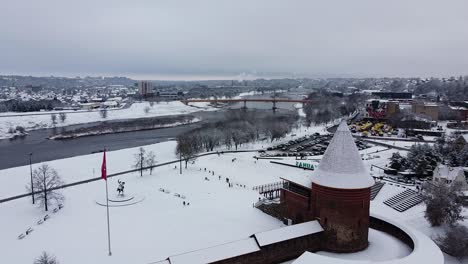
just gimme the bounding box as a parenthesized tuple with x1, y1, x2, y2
(176, 110, 298, 168)
(303, 91, 366, 126)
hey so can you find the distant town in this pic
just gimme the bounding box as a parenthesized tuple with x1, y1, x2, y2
(1, 75, 467, 117)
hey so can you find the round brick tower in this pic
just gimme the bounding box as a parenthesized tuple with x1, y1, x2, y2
(311, 121, 374, 252)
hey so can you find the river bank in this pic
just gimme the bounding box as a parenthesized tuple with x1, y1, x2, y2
(48, 115, 199, 140)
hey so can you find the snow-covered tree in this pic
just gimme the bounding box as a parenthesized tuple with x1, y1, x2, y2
(422, 182, 465, 226)
(26, 164, 64, 212)
(388, 152, 408, 171)
(436, 225, 468, 258)
(407, 144, 440, 175)
(458, 146, 468, 167)
(34, 251, 59, 264)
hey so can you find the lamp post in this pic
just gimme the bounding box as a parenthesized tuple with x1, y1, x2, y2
(29, 152, 35, 204)
(179, 151, 182, 175)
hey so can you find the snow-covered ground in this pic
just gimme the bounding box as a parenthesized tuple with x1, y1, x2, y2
(0, 123, 466, 264)
(0, 160, 281, 264)
(0, 101, 214, 139)
(371, 184, 468, 264)
(0, 145, 317, 263)
(0, 122, 330, 199)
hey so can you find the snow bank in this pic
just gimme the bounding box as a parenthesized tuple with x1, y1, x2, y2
(0, 101, 215, 139)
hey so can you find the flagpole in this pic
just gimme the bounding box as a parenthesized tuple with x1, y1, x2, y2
(105, 178, 112, 256)
(102, 148, 112, 256)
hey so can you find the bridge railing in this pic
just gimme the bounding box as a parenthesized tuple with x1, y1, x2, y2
(252, 181, 284, 194)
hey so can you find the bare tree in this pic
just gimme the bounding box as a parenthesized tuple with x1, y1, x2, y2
(26, 164, 64, 212)
(59, 112, 67, 123)
(34, 251, 59, 264)
(422, 182, 465, 226)
(99, 108, 108, 119)
(15, 126, 26, 134)
(436, 225, 468, 258)
(133, 147, 146, 176)
(222, 129, 233, 149)
(200, 130, 221, 152)
(144, 106, 151, 114)
(50, 113, 57, 125)
(267, 122, 289, 142)
(176, 135, 198, 168)
(149, 101, 155, 107)
(145, 151, 156, 175)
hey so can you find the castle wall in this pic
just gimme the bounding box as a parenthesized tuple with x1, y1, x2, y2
(280, 188, 311, 224)
(211, 233, 322, 264)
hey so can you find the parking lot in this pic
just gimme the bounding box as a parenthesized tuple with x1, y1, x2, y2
(262, 133, 371, 158)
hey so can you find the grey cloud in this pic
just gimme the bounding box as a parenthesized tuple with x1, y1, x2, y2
(1, 0, 467, 79)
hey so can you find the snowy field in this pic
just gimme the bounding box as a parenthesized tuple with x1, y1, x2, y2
(1, 124, 466, 264)
(0, 148, 316, 263)
(0, 101, 214, 139)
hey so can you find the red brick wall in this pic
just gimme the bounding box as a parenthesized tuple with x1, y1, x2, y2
(312, 183, 371, 252)
(281, 188, 312, 223)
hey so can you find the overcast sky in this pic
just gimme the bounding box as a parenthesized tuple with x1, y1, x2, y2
(1, 0, 468, 80)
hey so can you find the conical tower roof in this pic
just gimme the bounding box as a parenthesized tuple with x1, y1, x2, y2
(311, 121, 374, 189)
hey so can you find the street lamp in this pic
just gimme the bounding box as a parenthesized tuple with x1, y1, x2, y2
(29, 152, 35, 204)
(179, 151, 182, 175)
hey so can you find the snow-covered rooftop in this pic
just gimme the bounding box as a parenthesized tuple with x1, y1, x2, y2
(462, 134, 468, 142)
(311, 121, 374, 189)
(168, 238, 259, 264)
(433, 164, 465, 181)
(253, 220, 323, 247)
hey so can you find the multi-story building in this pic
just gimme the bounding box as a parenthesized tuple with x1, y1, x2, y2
(138, 81, 153, 96)
(412, 102, 439, 121)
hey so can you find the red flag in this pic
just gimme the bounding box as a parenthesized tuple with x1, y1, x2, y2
(101, 149, 107, 180)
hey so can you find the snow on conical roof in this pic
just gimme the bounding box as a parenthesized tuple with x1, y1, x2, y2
(311, 121, 374, 189)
